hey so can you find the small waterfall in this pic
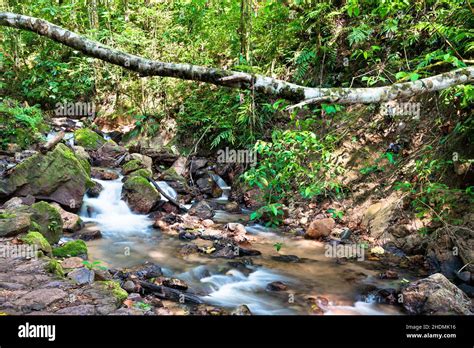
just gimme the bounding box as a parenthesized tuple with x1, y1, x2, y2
(200, 269, 294, 315)
(209, 173, 231, 200)
(156, 181, 178, 202)
(80, 176, 151, 236)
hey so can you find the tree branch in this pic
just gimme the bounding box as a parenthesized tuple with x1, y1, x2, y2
(1, 12, 473, 104)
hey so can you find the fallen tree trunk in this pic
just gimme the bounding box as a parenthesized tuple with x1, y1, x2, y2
(39, 131, 64, 153)
(1, 12, 473, 104)
(139, 280, 203, 304)
(148, 177, 188, 213)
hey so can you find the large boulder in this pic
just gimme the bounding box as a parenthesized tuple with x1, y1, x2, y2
(0, 143, 93, 210)
(121, 176, 161, 213)
(305, 218, 335, 239)
(74, 128, 105, 151)
(25, 201, 63, 244)
(50, 203, 83, 233)
(402, 273, 472, 315)
(0, 211, 31, 237)
(0, 201, 63, 243)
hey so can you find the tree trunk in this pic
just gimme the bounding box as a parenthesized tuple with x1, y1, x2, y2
(1, 12, 473, 104)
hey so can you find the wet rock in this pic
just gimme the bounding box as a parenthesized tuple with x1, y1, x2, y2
(379, 270, 399, 280)
(305, 218, 335, 239)
(126, 262, 163, 280)
(0, 211, 31, 237)
(266, 281, 288, 291)
(91, 167, 119, 180)
(51, 203, 83, 232)
(195, 174, 223, 198)
(179, 231, 199, 240)
(202, 219, 214, 228)
(122, 280, 137, 293)
(402, 273, 472, 315)
(90, 141, 127, 167)
(73, 224, 102, 241)
(190, 158, 208, 174)
(68, 268, 95, 285)
(225, 223, 246, 235)
(0, 143, 92, 209)
(188, 200, 214, 219)
(87, 180, 103, 198)
(94, 269, 112, 281)
(61, 257, 84, 269)
(121, 176, 160, 214)
(160, 278, 188, 291)
(271, 254, 301, 263)
(179, 243, 199, 256)
(231, 304, 252, 315)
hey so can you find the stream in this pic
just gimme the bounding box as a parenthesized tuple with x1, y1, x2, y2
(78, 174, 405, 315)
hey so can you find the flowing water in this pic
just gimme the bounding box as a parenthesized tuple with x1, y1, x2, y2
(80, 174, 406, 315)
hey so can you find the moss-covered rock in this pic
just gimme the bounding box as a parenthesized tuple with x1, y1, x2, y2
(121, 176, 161, 213)
(52, 240, 87, 258)
(45, 258, 65, 277)
(128, 168, 152, 179)
(72, 145, 92, 176)
(27, 202, 63, 244)
(74, 128, 106, 151)
(0, 211, 31, 237)
(96, 280, 128, 305)
(122, 159, 145, 175)
(0, 143, 93, 209)
(20, 231, 52, 254)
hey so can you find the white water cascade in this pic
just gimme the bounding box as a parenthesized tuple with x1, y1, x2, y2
(80, 176, 151, 236)
(209, 173, 231, 200)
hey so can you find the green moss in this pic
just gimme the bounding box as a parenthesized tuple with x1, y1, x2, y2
(0, 143, 93, 206)
(30, 221, 41, 232)
(45, 258, 65, 277)
(28, 201, 63, 244)
(161, 167, 186, 184)
(20, 231, 52, 253)
(129, 168, 152, 179)
(122, 159, 144, 174)
(0, 212, 16, 219)
(97, 280, 128, 303)
(74, 128, 105, 150)
(52, 240, 87, 258)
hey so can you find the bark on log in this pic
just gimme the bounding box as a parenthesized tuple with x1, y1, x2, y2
(148, 177, 188, 212)
(139, 280, 203, 304)
(1, 12, 473, 104)
(40, 131, 64, 153)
